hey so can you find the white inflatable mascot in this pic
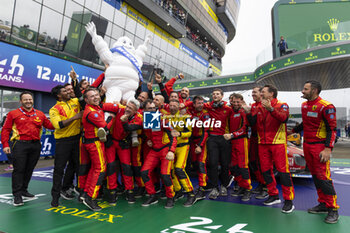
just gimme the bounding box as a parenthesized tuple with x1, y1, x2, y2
(85, 21, 151, 103)
(85, 21, 151, 146)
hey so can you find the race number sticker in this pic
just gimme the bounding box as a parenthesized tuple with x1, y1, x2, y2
(161, 216, 252, 233)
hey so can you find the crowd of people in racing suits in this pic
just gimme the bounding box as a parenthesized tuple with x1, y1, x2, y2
(0, 68, 340, 223)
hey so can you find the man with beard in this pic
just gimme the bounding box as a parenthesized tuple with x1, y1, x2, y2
(292, 80, 339, 223)
(243, 87, 268, 199)
(104, 99, 142, 205)
(184, 88, 232, 199)
(49, 85, 82, 207)
(167, 99, 196, 207)
(141, 101, 177, 208)
(248, 84, 295, 213)
(187, 96, 210, 201)
(1, 91, 54, 206)
(224, 93, 252, 201)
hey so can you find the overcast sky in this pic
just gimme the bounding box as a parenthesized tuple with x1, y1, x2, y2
(221, 0, 279, 75)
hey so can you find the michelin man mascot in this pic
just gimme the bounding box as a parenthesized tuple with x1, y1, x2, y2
(85, 21, 151, 146)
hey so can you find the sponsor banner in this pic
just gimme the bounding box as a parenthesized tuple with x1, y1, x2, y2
(0, 41, 102, 92)
(179, 43, 209, 67)
(119, 2, 181, 49)
(0, 129, 56, 161)
(275, 1, 350, 57)
(255, 42, 350, 79)
(154, 74, 253, 91)
(198, 0, 218, 23)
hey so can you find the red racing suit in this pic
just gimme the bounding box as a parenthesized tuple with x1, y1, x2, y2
(229, 108, 251, 190)
(141, 118, 177, 198)
(103, 104, 142, 191)
(250, 98, 294, 201)
(293, 96, 339, 209)
(188, 108, 210, 187)
(78, 103, 115, 199)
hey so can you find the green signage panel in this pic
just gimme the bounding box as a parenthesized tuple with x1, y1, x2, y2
(274, 0, 350, 57)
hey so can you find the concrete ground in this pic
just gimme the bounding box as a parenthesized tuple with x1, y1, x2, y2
(0, 137, 349, 175)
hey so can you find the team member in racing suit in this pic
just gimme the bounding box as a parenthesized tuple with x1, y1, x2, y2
(141, 101, 177, 208)
(224, 93, 252, 201)
(79, 88, 116, 211)
(248, 84, 295, 213)
(167, 99, 197, 207)
(292, 80, 339, 223)
(243, 87, 268, 199)
(104, 99, 142, 204)
(188, 96, 210, 201)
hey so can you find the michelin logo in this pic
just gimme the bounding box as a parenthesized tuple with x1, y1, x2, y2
(0, 55, 24, 83)
(143, 111, 161, 129)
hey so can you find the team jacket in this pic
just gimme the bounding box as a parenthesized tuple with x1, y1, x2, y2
(164, 111, 192, 146)
(82, 103, 116, 139)
(229, 108, 248, 139)
(1, 107, 54, 147)
(293, 96, 337, 148)
(188, 108, 210, 147)
(49, 98, 81, 139)
(103, 104, 143, 141)
(144, 117, 177, 152)
(250, 98, 289, 144)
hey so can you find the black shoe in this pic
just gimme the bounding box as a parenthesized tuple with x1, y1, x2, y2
(126, 190, 136, 204)
(241, 190, 252, 202)
(174, 190, 184, 201)
(231, 187, 245, 197)
(73, 187, 81, 196)
(142, 194, 158, 207)
(78, 192, 87, 203)
(251, 184, 263, 194)
(165, 197, 175, 209)
(324, 209, 339, 224)
(83, 196, 102, 211)
(263, 195, 281, 205)
(307, 202, 328, 214)
(107, 190, 117, 206)
(22, 191, 35, 198)
(60, 190, 75, 200)
(226, 175, 235, 188)
(13, 196, 24, 206)
(183, 193, 196, 207)
(96, 190, 103, 201)
(116, 184, 125, 195)
(134, 187, 145, 199)
(51, 197, 59, 207)
(281, 200, 295, 213)
(255, 189, 269, 200)
(202, 185, 213, 192)
(195, 188, 206, 201)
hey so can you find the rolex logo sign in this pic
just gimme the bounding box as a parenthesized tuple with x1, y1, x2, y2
(327, 18, 339, 32)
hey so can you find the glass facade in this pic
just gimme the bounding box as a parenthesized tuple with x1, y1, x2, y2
(0, 0, 218, 81)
